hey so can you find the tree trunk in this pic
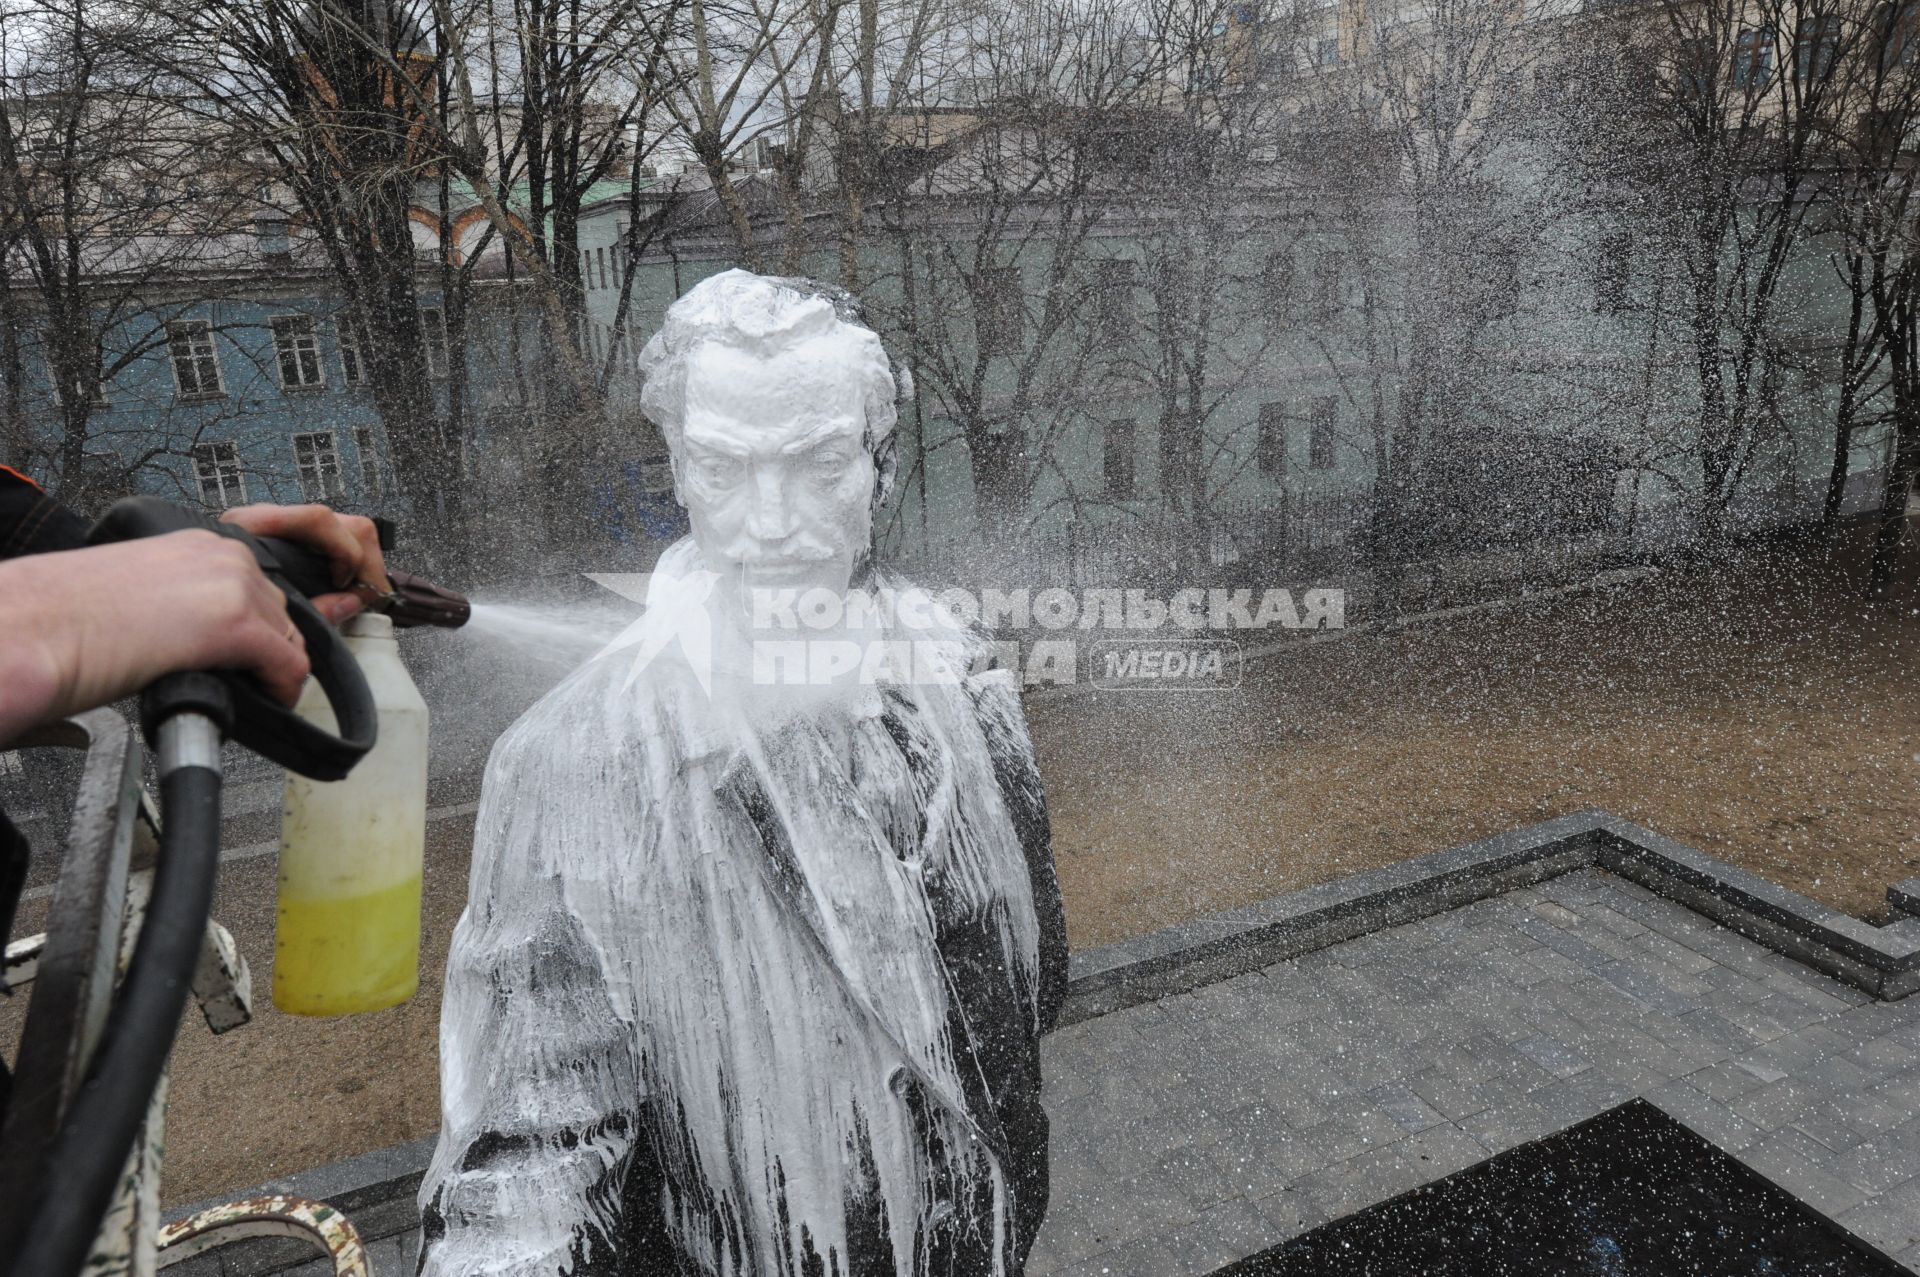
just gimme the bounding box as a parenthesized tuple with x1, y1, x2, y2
(1869, 399, 1918, 599)
(1823, 254, 1870, 537)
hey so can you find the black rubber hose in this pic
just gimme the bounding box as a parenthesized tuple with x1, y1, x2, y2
(5, 763, 221, 1277)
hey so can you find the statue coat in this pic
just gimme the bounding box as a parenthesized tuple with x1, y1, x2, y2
(417, 579, 1068, 1277)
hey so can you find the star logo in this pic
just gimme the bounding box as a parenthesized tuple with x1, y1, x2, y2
(586, 570, 716, 697)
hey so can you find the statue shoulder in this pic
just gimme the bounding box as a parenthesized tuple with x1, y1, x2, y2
(486, 649, 685, 782)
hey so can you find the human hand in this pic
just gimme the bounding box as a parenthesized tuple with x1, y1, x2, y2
(0, 530, 311, 742)
(220, 503, 393, 624)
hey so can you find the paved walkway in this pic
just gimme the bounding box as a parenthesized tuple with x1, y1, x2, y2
(1030, 867, 1920, 1275)
(216, 867, 1920, 1277)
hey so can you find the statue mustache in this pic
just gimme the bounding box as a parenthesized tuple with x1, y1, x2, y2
(718, 537, 843, 565)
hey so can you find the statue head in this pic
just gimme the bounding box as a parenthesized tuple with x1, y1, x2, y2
(638, 269, 908, 602)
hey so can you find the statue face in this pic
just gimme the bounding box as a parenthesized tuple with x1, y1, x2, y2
(676, 336, 878, 604)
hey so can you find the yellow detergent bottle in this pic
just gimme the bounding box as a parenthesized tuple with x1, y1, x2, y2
(273, 611, 429, 1015)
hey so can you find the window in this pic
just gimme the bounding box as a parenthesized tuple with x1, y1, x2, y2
(271, 315, 324, 389)
(355, 425, 382, 499)
(1733, 27, 1774, 89)
(338, 315, 368, 385)
(597, 247, 609, 291)
(1309, 397, 1337, 470)
(979, 266, 1024, 355)
(1092, 259, 1137, 340)
(167, 320, 223, 397)
(1884, 2, 1920, 70)
(1311, 252, 1342, 322)
(419, 307, 448, 377)
(1594, 232, 1632, 314)
(1104, 420, 1137, 498)
(191, 441, 245, 507)
(1261, 248, 1295, 320)
(1797, 15, 1842, 82)
(292, 430, 342, 501)
(1257, 403, 1288, 478)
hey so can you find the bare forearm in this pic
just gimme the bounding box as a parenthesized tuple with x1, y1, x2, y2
(0, 586, 65, 742)
(0, 534, 310, 745)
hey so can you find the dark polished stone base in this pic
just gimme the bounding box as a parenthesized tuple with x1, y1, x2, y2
(1213, 1099, 1907, 1277)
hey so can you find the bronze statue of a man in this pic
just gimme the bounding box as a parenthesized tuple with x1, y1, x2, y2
(417, 270, 1068, 1277)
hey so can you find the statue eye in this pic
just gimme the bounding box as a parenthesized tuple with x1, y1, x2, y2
(697, 456, 744, 485)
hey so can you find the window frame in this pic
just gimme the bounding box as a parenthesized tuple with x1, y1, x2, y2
(1796, 14, 1843, 82)
(191, 439, 246, 508)
(1092, 259, 1137, 341)
(1261, 248, 1296, 323)
(1257, 402, 1289, 479)
(1885, 2, 1920, 70)
(270, 313, 326, 391)
(1732, 26, 1775, 90)
(1594, 232, 1633, 315)
(1308, 397, 1338, 471)
(291, 429, 343, 502)
(337, 314, 369, 386)
(354, 425, 382, 499)
(43, 347, 110, 408)
(1311, 252, 1342, 323)
(419, 306, 448, 378)
(166, 319, 225, 399)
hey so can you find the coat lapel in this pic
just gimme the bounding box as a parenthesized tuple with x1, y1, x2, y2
(712, 708, 1013, 1171)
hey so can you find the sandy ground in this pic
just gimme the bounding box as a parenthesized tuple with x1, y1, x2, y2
(5, 533, 1917, 1207)
(1033, 540, 1920, 947)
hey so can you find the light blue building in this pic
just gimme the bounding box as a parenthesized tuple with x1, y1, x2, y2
(17, 264, 431, 519)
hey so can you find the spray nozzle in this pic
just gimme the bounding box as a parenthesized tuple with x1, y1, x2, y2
(362, 569, 472, 629)
(347, 517, 469, 629)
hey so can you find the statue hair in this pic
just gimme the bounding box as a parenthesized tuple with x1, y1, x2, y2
(637, 269, 913, 470)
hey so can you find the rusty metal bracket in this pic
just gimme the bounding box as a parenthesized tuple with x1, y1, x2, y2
(155, 1196, 371, 1276)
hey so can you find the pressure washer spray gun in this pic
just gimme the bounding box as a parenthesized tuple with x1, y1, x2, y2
(0, 496, 469, 1277)
(92, 496, 473, 1013)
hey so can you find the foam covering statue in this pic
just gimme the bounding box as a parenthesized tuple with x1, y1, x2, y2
(417, 271, 1069, 1277)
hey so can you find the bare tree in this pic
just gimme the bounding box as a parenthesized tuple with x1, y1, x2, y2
(1805, 6, 1920, 594)
(135, 0, 485, 544)
(867, 0, 1152, 571)
(436, 0, 685, 400)
(0, 0, 261, 511)
(643, 0, 848, 269)
(1262, 0, 1564, 602)
(1585, 0, 1875, 542)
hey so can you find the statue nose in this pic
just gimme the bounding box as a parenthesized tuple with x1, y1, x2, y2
(744, 470, 797, 542)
